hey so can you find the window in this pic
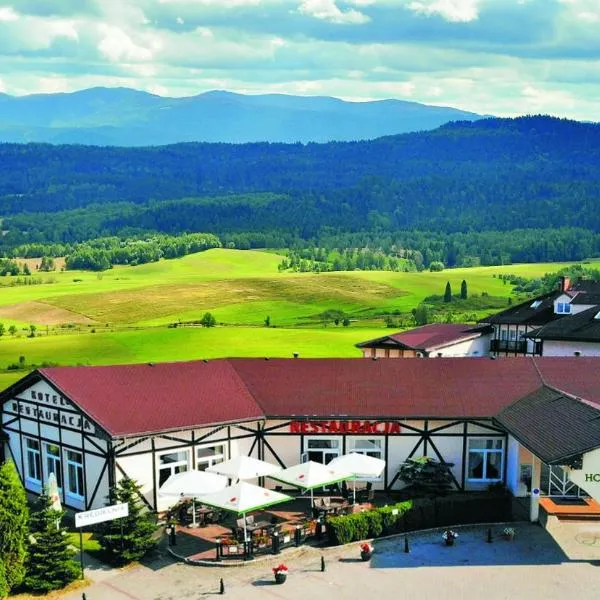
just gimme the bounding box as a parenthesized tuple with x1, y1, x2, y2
(530, 300, 542, 309)
(350, 438, 383, 460)
(45, 443, 63, 488)
(556, 302, 571, 314)
(196, 444, 226, 471)
(306, 438, 340, 465)
(467, 438, 504, 482)
(158, 450, 189, 487)
(25, 438, 41, 482)
(500, 329, 507, 341)
(65, 450, 84, 498)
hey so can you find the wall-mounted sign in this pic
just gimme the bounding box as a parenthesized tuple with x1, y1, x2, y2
(10, 401, 95, 433)
(75, 502, 129, 528)
(585, 473, 600, 483)
(289, 420, 401, 435)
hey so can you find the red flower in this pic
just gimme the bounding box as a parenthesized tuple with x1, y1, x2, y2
(272, 563, 288, 574)
(360, 543, 372, 553)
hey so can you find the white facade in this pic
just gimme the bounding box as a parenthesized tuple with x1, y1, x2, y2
(427, 334, 491, 357)
(2, 377, 510, 512)
(541, 340, 600, 357)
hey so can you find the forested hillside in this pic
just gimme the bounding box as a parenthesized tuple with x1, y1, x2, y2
(1, 115, 599, 268)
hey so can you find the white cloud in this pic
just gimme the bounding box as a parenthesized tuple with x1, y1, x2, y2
(407, 0, 481, 22)
(97, 24, 160, 62)
(298, 0, 370, 24)
(0, 6, 19, 22)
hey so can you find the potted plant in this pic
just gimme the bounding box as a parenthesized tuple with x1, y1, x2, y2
(360, 542, 373, 561)
(442, 530, 458, 546)
(272, 563, 288, 584)
(503, 527, 516, 541)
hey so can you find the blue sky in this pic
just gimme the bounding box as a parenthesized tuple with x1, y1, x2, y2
(0, 0, 598, 120)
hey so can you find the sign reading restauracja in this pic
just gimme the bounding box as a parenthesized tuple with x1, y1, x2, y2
(289, 420, 401, 434)
(9, 390, 95, 433)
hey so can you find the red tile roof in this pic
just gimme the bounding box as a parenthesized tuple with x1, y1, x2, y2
(356, 323, 490, 351)
(6, 357, 595, 438)
(39, 361, 264, 438)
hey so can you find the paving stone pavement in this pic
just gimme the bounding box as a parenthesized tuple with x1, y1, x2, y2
(64, 523, 600, 600)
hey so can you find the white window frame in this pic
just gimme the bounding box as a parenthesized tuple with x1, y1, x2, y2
(556, 302, 571, 314)
(65, 449, 84, 500)
(195, 443, 227, 471)
(157, 448, 190, 488)
(44, 442, 63, 490)
(25, 437, 42, 484)
(348, 437, 384, 481)
(467, 437, 504, 483)
(304, 437, 341, 465)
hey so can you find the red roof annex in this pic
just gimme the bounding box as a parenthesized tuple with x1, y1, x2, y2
(8, 357, 595, 438)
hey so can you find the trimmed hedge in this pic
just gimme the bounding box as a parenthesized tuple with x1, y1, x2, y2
(326, 494, 512, 546)
(327, 501, 412, 545)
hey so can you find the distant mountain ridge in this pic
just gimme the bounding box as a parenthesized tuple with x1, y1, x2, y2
(0, 87, 485, 145)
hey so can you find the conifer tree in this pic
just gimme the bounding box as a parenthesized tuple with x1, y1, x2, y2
(24, 493, 79, 593)
(98, 477, 157, 565)
(0, 460, 29, 593)
(460, 279, 468, 300)
(443, 281, 452, 303)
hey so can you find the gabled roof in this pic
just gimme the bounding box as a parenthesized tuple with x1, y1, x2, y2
(38, 361, 264, 438)
(1, 357, 599, 440)
(355, 323, 492, 352)
(481, 291, 562, 326)
(570, 280, 600, 294)
(495, 386, 600, 464)
(570, 293, 600, 306)
(527, 306, 600, 342)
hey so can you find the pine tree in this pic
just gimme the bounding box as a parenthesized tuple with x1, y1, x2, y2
(443, 281, 452, 303)
(24, 493, 79, 593)
(460, 279, 468, 300)
(0, 460, 29, 593)
(0, 560, 10, 599)
(98, 477, 157, 566)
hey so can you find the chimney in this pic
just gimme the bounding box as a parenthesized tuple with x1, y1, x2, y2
(559, 276, 571, 292)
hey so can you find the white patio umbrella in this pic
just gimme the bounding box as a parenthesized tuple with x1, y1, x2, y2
(328, 452, 386, 503)
(158, 470, 228, 527)
(268, 461, 352, 508)
(197, 481, 291, 543)
(206, 456, 281, 481)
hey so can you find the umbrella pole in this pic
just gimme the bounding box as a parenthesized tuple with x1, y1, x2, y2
(353, 476, 356, 504)
(192, 497, 197, 528)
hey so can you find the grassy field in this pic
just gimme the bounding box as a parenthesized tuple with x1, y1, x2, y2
(0, 249, 597, 392)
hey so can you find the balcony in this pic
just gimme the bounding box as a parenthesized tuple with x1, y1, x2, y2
(490, 339, 527, 354)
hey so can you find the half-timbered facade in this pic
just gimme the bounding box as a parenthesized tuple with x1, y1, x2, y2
(2, 357, 600, 514)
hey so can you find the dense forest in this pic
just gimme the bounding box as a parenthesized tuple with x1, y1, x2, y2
(0, 115, 599, 269)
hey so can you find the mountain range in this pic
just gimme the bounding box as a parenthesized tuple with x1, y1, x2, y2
(0, 87, 484, 145)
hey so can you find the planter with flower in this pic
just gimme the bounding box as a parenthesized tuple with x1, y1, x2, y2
(272, 564, 288, 584)
(360, 542, 373, 561)
(442, 530, 458, 546)
(503, 527, 516, 541)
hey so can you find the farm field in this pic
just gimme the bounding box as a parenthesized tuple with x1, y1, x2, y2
(1, 249, 595, 328)
(0, 248, 597, 393)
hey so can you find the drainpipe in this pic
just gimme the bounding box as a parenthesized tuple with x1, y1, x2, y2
(529, 456, 542, 522)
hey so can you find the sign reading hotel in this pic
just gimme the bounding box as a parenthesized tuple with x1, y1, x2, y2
(75, 503, 129, 528)
(289, 420, 401, 434)
(9, 390, 95, 433)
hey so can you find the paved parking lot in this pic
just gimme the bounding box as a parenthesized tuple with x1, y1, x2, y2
(64, 523, 600, 600)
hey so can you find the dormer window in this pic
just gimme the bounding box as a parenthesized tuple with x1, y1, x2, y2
(556, 302, 571, 314)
